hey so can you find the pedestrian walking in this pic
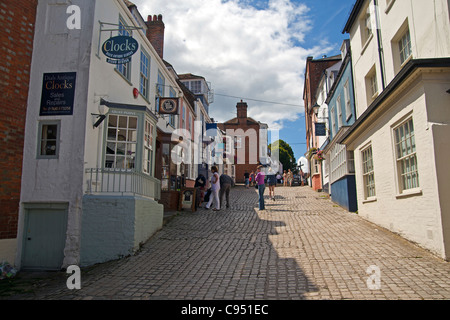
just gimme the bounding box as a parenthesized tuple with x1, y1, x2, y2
(283, 170, 287, 186)
(267, 167, 277, 201)
(250, 171, 255, 187)
(255, 165, 266, 210)
(219, 174, 234, 209)
(205, 166, 220, 211)
(244, 171, 250, 188)
(276, 172, 282, 184)
(287, 169, 293, 187)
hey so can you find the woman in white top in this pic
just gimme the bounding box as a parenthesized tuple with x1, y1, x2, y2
(206, 166, 221, 211)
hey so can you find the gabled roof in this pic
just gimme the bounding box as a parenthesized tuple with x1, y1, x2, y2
(178, 73, 206, 81)
(223, 117, 260, 125)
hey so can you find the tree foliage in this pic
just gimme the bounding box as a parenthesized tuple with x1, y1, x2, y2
(268, 139, 296, 172)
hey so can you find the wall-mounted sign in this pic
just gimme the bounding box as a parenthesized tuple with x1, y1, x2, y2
(315, 122, 327, 136)
(102, 35, 138, 64)
(40, 72, 77, 116)
(159, 98, 179, 114)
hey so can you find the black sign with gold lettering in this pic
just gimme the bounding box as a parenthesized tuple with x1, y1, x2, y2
(40, 72, 77, 116)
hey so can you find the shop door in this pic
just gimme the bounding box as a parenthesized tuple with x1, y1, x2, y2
(22, 204, 68, 270)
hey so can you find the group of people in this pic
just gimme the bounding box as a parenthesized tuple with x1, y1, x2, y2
(195, 166, 299, 212)
(194, 166, 234, 212)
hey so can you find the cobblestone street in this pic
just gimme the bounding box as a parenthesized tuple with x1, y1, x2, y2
(3, 185, 450, 300)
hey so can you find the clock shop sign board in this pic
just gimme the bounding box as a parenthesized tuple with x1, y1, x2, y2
(102, 35, 138, 64)
(159, 98, 179, 114)
(40, 72, 77, 116)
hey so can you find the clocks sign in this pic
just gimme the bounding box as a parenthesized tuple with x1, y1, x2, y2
(159, 98, 179, 114)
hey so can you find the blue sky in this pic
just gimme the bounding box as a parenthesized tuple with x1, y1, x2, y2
(277, 0, 355, 160)
(134, 0, 356, 161)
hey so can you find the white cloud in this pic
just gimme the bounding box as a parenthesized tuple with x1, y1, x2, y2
(132, 0, 331, 129)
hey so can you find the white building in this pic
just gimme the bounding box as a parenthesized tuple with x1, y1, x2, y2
(340, 0, 450, 260)
(16, 0, 187, 270)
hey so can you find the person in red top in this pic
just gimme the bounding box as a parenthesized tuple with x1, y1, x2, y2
(255, 165, 266, 210)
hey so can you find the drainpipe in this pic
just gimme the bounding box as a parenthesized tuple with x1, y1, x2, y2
(373, 0, 386, 90)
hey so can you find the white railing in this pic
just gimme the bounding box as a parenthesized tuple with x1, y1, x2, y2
(85, 168, 161, 200)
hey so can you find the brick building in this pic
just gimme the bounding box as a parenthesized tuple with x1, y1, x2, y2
(218, 101, 268, 183)
(0, 0, 38, 264)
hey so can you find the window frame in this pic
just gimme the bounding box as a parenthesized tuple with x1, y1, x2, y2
(140, 49, 151, 100)
(143, 117, 154, 176)
(398, 28, 412, 66)
(105, 114, 138, 170)
(393, 117, 420, 194)
(116, 16, 132, 81)
(37, 121, 61, 159)
(361, 144, 376, 200)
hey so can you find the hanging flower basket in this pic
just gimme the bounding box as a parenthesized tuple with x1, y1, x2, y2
(307, 147, 317, 160)
(314, 150, 325, 162)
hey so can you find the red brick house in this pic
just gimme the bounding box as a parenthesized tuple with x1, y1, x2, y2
(218, 101, 267, 183)
(0, 0, 38, 263)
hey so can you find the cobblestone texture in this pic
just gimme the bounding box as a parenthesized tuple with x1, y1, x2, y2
(3, 186, 450, 300)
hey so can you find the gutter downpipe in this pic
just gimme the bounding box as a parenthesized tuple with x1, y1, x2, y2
(373, 0, 386, 90)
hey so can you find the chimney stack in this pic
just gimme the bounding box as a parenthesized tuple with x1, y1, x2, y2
(146, 14, 165, 59)
(237, 100, 248, 119)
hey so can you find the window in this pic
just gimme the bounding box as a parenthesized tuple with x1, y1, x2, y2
(365, 66, 378, 104)
(190, 81, 202, 94)
(362, 145, 376, 199)
(181, 105, 186, 129)
(140, 50, 150, 99)
(116, 18, 131, 80)
(330, 106, 336, 137)
(156, 70, 165, 113)
(38, 122, 60, 159)
(143, 119, 154, 175)
(169, 88, 176, 127)
(105, 115, 137, 169)
(312, 159, 320, 175)
(331, 143, 348, 184)
(394, 118, 419, 192)
(361, 5, 373, 46)
(398, 29, 412, 65)
(344, 80, 352, 121)
(337, 96, 343, 128)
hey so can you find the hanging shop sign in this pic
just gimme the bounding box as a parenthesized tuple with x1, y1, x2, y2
(315, 122, 327, 136)
(102, 35, 138, 64)
(159, 98, 179, 115)
(40, 72, 77, 116)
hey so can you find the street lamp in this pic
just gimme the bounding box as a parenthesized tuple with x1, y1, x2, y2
(312, 103, 320, 117)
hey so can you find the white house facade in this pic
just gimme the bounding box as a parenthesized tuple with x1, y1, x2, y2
(340, 0, 450, 260)
(16, 0, 187, 270)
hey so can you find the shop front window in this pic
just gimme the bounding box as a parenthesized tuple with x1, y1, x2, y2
(143, 119, 154, 175)
(105, 114, 137, 169)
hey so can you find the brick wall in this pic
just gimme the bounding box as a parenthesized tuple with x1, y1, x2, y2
(218, 102, 261, 183)
(146, 14, 165, 59)
(0, 0, 37, 239)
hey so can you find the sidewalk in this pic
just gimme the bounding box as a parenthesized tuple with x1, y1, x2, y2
(2, 185, 449, 300)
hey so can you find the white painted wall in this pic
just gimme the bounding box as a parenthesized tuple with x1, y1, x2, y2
(17, 0, 176, 269)
(17, 0, 97, 269)
(349, 71, 450, 259)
